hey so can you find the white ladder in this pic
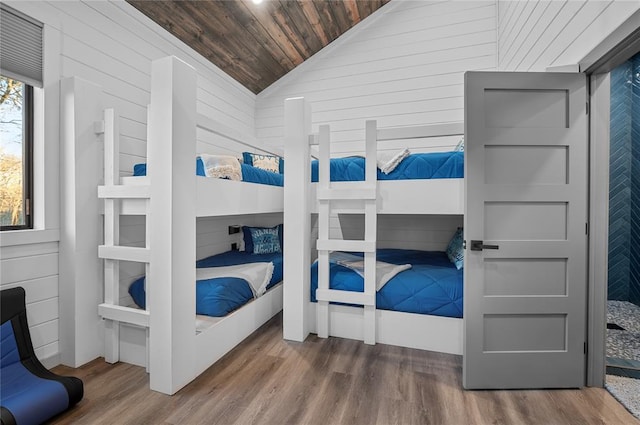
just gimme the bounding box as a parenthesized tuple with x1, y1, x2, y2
(315, 121, 378, 345)
(96, 108, 151, 364)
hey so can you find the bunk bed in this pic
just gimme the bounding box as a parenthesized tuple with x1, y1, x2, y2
(283, 97, 464, 355)
(96, 56, 283, 395)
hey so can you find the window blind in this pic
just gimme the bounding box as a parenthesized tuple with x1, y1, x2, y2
(0, 4, 43, 88)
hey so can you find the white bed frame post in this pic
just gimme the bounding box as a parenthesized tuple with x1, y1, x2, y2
(103, 108, 120, 363)
(283, 97, 312, 342)
(316, 125, 330, 338)
(59, 77, 106, 368)
(148, 56, 197, 394)
(363, 120, 378, 345)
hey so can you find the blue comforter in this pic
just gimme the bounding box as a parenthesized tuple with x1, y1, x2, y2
(129, 275, 253, 317)
(129, 251, 283, 317)
(310, 249, 463, 318)
(311, 151, 463, 182)
(133, 158, 284, 187)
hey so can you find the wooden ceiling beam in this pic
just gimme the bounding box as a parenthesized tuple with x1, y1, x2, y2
(328, 1, 352, 35)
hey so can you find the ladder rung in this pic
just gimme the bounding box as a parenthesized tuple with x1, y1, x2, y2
(99, 246, 151, 263)
(316, 289, 375, 306)
(317, 187, 376, 201)
(99, 304, 150, 327)
(98, 185, 151, 199)
(317, 239, 375, 253)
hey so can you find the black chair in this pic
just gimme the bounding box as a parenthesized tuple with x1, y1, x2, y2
(1, 287, 83, 425)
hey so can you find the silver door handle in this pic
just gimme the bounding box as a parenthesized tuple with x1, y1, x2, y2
(470, 240, 499, 251)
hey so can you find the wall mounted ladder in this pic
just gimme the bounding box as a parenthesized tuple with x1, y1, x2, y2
(315, 121, 378, 344)
(96, 108, 151, 364)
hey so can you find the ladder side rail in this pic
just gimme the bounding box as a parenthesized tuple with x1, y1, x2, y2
(103, 108, 120, 363)
(363, 120, 378, 345)
(145, 103, 152, 372)
(317, 125, 331, 339)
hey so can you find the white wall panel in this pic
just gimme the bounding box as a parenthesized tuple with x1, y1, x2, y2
(332, 214, 463, 252)
(497, 0, 640, 71)
(256, 0, 497, 153)
(0, 244, 60, 362)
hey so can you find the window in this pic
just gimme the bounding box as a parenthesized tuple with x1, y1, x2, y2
(0, 4, 42, 231)
(0, 76, 33, 229)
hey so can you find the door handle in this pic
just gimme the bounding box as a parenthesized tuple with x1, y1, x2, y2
(470, 240, 499, 251)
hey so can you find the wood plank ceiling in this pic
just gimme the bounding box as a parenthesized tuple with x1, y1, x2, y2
(127, 0, 390, 94)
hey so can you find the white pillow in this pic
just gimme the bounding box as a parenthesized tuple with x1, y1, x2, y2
(199, 154, 242, 180)
(252, 156, 280, 173)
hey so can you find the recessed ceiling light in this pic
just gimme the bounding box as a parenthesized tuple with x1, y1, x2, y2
(252, 0, 263, 4)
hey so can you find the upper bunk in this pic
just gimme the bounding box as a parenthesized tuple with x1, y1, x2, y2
(284, 98, 464, 216)
(103, 108, 283, 218)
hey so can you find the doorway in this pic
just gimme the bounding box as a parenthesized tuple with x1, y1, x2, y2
(606, 51, 640, 380)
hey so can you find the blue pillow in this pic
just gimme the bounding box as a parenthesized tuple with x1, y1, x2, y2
(446, 227, 464, 270)
(242, 225, 283, 254)
(242, 152, 284, 174)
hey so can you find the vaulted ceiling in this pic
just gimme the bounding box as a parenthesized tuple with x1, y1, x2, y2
(127, 0, 391, 94)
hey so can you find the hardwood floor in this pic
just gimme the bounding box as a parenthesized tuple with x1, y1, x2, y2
(50, 313, 638, 425)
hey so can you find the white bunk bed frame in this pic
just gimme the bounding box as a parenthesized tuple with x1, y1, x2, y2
(96, 56, 283, 395)
(283, 97, 464, 355)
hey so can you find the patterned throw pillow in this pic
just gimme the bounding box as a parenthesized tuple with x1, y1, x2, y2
(242, 152, 284, 174)
(242, 225, 283, 254)
(446, 227, 464, 270)
(250, 227, 281, 254)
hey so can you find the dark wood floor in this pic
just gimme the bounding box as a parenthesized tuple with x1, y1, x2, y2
(50, 313, 638, 425)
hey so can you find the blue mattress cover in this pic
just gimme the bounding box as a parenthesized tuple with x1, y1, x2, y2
(1, 321, 70, 425)
(310, 249, 463, 318)
(133, 157, 283, 187)
(129, 250, 283, 317)
(311, 151, 463, 182)
(129, 275, 253, 317)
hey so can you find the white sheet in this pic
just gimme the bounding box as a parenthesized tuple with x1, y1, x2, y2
(196, 262, 274, 298)
(377, 148, 410, 174)
(330, 252, 411, 291)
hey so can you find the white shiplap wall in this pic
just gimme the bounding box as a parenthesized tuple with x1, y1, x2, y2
(257, 0, 494, 250)
(0, 0, 256, 365)
(255, 0, 497, 155)
(1, 243, 60, 362)
(497, 0, 640, 71)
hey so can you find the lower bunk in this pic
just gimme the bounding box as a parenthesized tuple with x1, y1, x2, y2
(309, 248, 463, 355)
(119, 250, 284, 370)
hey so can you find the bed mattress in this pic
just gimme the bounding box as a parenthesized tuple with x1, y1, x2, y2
(129, 275, 254, 317)
(129, 251, 283, 317)
(133, 158, 284, 187)
(311, 151, 463, 182)
(310, 249, 463, 318)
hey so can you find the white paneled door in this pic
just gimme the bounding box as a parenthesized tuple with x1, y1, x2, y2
(463, 72, 588, 389)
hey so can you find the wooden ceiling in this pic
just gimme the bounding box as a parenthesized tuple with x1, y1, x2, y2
(127, 0, 390, 94)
